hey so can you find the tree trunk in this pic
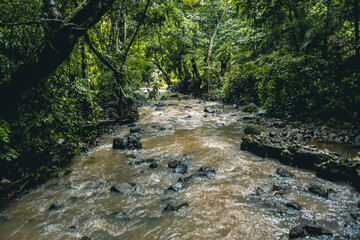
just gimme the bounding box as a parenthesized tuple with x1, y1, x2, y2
(0, 0, 115, 120)
(206, 2, 229, 94)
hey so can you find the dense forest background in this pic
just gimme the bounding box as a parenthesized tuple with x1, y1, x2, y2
(0, 0, 359, 183)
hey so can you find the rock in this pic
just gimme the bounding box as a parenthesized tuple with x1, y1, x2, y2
(160, 96, 167, 101)
(48, 201, 64, 211)
(113, 135, 142, 150)
(307, 184, 329, 198)
(276, 168, 295, 178)
(273, 183, 286, 191)
(164, 202, 189, 211)
(286, 202, 301, 211)
(168, 181, 184, 191)
(269, 131, 276, 137)
(130, 126, 141, 133)
(149, 162, 158, 168)
(289, 223, 332, 239)
(274, 121, 287, 128)
(174, 163, 188, 174)
(111, 211, 129, 221)
(185, 172, 208, 181)
(80, 237, 92, 240)
(168, 160, 180, 168)
(110, 183, 136, 194)
(244, 124, 264, 135)
(184, 106, 192, 109)
(67, 225, 79, 232)
(242, 103, 259, 113)
(257, 109, 266, 116)
(155, 107, 164, 111)
(155, 102, 166, 107)
(198, 166, 215, 173)
(204, 108, 223, 114)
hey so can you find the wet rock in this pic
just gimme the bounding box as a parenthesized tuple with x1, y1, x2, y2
(168, 160, 180, 168)
(67, 225, 79, 232)
(289, 223, 332, 239)
(113, 135, 142, 150)
(160, 96, 167, 101)
(273, 183, 286, 191)
(168, 103, 178, 107)
(130, 126, 141, 133)
(286, 202, 301, 211)
(164, 202, 189, 211)
(80, 237, 92, 240)
(155, 107, 164, 111)
(198, 100, 205, 104)
(149, 162, 158, 168)
(269, 131, 276, 137)
(48, 201, 64, 211)
(111, 211, 129, 221)
(204, 108, 223, 114)
(155, 102, 166, 107)
(184, 106, 192, 109)
(111, 183, 136, 194)
(168, 181, 184, 191)
(274, 121, 287, 128)
(198, 166, 215, 173)
(174, 163, 188, 174)
(307, 184, 328, 198)
(276, 168, 295, 178)
(244, 124, 263, 135)
(257, 109, 267, 116)
(242, 103, 259, 113)
(185, 172, 208, 181)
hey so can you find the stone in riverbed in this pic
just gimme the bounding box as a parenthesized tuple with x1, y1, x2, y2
(111, 211, 130, 221)
(242, 103, 259, 113)
(276, 168, 295, 178)
(168, 160, 180, 168)
(80, 237, 92, 240)
(286, 202, 301, 211)
(273, 183, 286, 191)
(168, 181, 184, 191)
(174, 163, 188, 174)
(289, 223, 332, 239)
(244, 124, 263, 135)
(198, 166, 215, 173)
(164, 202, 189, 211)
(160, 96, 167, 101)
(113, 135, 142, 150)
(130, 126, 141, 133)
(307, 184, 329, 198)
(111, 183, 136, 194)
(185, 172, 208, 181)
(48, 201, 64, 211)
(149, 161, 158, 168)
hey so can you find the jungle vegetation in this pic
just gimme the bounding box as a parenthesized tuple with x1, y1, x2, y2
(0, 0, 359, 184)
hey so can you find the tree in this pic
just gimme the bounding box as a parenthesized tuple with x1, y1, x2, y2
(0, 0, 115, 120)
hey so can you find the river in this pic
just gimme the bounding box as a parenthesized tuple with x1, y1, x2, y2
(0, 99, 359, 239)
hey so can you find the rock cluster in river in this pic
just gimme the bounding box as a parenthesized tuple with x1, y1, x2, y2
(113, 134, 142, 150)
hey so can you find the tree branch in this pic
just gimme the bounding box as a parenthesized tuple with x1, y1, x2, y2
(122, 0, 151, 63)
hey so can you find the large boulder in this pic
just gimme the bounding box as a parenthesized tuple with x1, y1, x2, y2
(307, 183, 329, 198)
(289, 223, 332, 239)
(113, 135, 142, 150)
(174, 163, 188, 174)
(244, 124, 264, 135)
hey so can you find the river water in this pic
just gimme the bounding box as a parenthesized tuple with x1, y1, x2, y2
(0, 99, 359, 240)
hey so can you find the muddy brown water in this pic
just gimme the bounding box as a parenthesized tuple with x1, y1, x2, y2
(0, 99, 359, 240)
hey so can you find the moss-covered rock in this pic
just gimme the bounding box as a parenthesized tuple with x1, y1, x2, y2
(242, 103, 259, 113)
(244, 124, 264, 135)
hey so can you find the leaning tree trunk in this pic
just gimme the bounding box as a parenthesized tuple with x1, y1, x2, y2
(0, 0, 114, 120)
